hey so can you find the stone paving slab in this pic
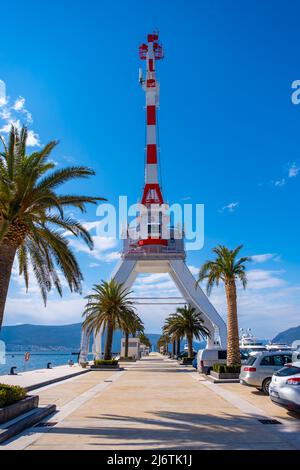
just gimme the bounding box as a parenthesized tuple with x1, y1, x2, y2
(37, 370, 118, 409)
(4, 353, 298, 450)
(220, 381, 300, 422)
(0, 365, 89, 390)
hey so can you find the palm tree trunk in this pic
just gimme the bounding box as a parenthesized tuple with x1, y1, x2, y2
(104, 321, 114, 360)
(0, 244, 17, 329)
(187, 335, 193, 358)
(124, 331, 129, 358)
(172, 340, 176, 357)
(225, 280, 241, 366)
(176, 337, 181, 356)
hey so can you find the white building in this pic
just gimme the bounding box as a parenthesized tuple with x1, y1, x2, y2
(121, 337, 140, 359)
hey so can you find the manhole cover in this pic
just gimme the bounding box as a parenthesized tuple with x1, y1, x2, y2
(258, 419, 282, 425)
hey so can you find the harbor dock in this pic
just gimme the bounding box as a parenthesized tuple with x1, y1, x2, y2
(1, 353, 300, 450)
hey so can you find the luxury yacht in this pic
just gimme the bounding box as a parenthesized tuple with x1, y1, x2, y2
(239, 328, 266, 350)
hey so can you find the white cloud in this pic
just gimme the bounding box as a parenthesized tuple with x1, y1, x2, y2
(104, 251, 120, 262)
(5, 295, 85, 326)
(0, 108, 11, 120)
(219, 202, 239, 213)
(246, 269, 286, 289)
(135, 273, 170, 285)
(274, 178, 286, 187)
(187, 265, 199, 276)
(82, 221, 102, 231)
(0, 119, 21, 133)
(270, 162, 299, 188)
(68, 235, 120, 263)
(251, 253, 276, 263)
(0, 84, 40, 147)
(0, 80, 6, 107)
(13, 96, 25, 111)
(26, 130, 41, 147)
(288, 162, 299, 178)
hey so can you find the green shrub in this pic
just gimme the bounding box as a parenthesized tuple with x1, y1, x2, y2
(0, 383, 26, 408)
(93, 359, 118, 366)
(212, 364, 241, 374)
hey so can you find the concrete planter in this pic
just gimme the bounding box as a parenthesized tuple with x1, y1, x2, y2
(91, 362, 119, 370)
(210, 370, 240, 380)
(0, 395, 39, 425)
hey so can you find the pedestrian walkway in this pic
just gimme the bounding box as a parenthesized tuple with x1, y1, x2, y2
(2, 353, 300, 450)
(0, 364, 88, 391)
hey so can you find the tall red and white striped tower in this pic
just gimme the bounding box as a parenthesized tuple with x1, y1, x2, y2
(79, 32, 227, 363)
(138, 31, 167, 247)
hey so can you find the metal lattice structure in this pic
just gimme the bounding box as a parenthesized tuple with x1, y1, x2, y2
(79, 32, 227, 363)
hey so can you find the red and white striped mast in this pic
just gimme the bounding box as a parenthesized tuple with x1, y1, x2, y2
(138, 31, 167, 247)
(79, 32, 227, 363)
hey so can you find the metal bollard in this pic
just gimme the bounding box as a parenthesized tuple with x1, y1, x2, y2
(9, 366, 17, 375)
(47, 362, 52, 369)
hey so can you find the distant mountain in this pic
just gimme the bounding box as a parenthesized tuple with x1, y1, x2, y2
(0, 323, 204, 353)
(272, 325, 300, 345)
(0, 323, 82, 351)
(0, 323, 161, 352)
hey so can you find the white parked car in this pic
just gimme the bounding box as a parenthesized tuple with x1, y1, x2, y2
(269, 362, 300, 412)
(197, 348, 227, 374)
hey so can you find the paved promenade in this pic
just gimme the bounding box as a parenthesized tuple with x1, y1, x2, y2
(1, 364, 88, 390)
(2, 353, 300, 450)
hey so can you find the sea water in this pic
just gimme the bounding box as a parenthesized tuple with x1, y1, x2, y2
(0, 351, 94, 376)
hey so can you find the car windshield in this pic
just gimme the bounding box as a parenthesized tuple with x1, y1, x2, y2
(240, 350, 249, 360)
(275, 366, 300, 377)
(246, 355, 257, 365)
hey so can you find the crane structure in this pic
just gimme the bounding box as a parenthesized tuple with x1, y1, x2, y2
(79, 32, 227, 362)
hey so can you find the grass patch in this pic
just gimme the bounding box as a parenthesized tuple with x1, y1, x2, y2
(212, 364, 241, 374)
(0, 384, 26, 408)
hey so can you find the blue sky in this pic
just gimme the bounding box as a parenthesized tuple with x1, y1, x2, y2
(1, 0, 300, 338)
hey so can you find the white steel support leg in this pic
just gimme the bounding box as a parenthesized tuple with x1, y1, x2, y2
(93, 328, 102, 360)
(109, 257, 227, 349)
(111, 259, 137, 288)
(79, 327, 90, 363)
(169, 260, 227, 348)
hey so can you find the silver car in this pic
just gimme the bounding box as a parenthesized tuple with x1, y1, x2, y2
(239, 350, 293, 395)
(269, 362, 300, 412)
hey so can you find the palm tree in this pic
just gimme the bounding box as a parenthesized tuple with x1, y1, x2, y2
(0, 126, 104, 328)
(156, 333, 170, 355)
(83, 280, 136, 360)
(197, 244, 250, 366)
(163, 316, 182, 357)
(138, 332, 151, 349)
(164, 305, 210, 358)
(123, 313, 144, 358)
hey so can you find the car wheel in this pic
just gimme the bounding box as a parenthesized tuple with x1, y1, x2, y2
(262, 378, 271, 395)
